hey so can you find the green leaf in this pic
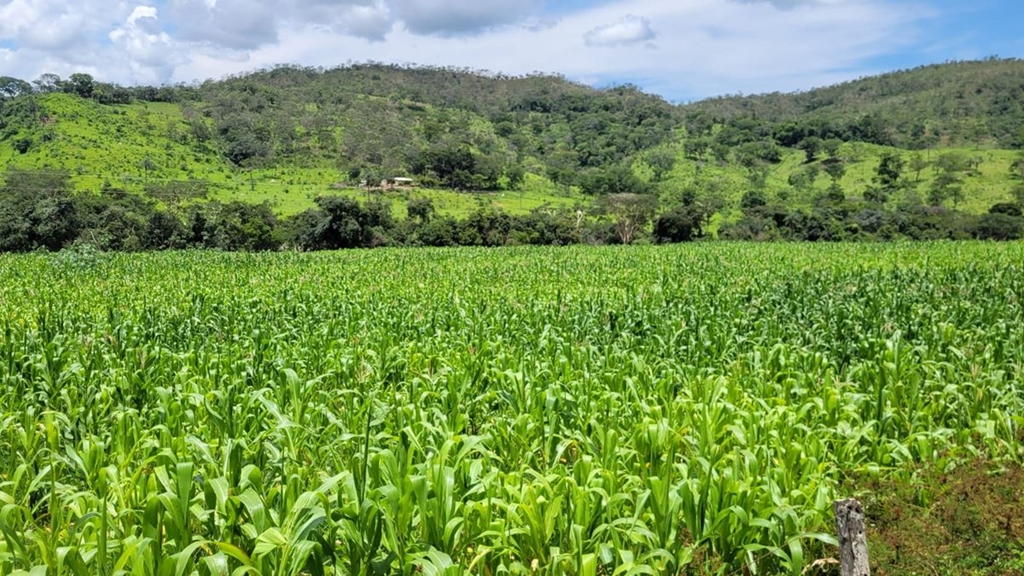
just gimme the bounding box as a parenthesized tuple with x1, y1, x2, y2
(253, 528, 288, 558)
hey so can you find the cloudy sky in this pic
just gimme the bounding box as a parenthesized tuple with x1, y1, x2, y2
(0, 0, 1021, 101)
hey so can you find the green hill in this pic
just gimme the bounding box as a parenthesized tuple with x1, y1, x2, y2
(1, 59, 1023, 224)
(1, 66, 679, 216)
(0, 92, 592, 217)
(681, 58, 1024, 149)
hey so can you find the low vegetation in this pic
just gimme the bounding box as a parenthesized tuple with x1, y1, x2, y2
(854, 459, 1024, 575)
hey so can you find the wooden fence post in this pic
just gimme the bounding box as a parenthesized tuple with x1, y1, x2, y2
(834, 498, 871, 576)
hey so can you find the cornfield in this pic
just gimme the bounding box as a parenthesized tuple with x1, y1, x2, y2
(1, 243, 1022, 576)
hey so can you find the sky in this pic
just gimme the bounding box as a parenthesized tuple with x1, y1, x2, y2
(0, 0, 1022, 102)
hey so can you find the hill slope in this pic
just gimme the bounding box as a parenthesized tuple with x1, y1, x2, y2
(0, 59, 1023, 221)
(681, 58, 1024, 149)
(1, 65, 679, 216)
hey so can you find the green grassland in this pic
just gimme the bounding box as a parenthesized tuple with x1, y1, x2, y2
(658, 143, 1022, 217)
(221, 172, 586, 217)
(1, 243, 1023, 575)
(0, 95, 219, 189)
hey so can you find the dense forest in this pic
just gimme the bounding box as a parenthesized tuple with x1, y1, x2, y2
(1, 59, 1023, 251)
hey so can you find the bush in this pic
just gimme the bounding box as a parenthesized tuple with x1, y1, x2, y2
(13, 137, 32, 154)
(653, 206, 705, 243)
(989, 203, 1022, 217)
(973, 213, 1023, 240)
(417, 217, 459, 247)
(740, 190, 768, 212)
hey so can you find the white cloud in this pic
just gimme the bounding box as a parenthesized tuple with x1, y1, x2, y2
(390, 0, 540, 36)
(187, 0, 932, 98)
(0, 0, 128, 50)
(0, 0, 941, 100)
(109, 5, 181, 84)
(167, 0, 281, 50)
(0, 0, 141, 82)
(157, 0, 540, 48)
(323, 1, 395, 41)
(734, 0, 825, 9)
(583, 15, 656, 47)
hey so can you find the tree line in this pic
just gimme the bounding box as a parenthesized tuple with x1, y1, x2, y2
(1, 168, 1020, 255)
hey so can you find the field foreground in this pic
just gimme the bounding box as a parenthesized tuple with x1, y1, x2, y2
(1, 243, 1023, 575)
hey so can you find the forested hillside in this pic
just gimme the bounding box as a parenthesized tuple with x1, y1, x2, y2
(0, 65, 676, 195)
(682, 58, 1024, 149)
(1, 59, 1023, 250)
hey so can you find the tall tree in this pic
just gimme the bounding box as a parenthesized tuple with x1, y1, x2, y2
(66, 73, 95, 99)
(823, 161, 846, 182)
(928, 171, 963, 207)
(32, 73, 63, 93)
(0, 76, 32, 99)
(799, 136, 823, 163)
(875, 151, 905, 191)
(598, 193, 658, 244)
(908, 153, 929, 182)
(1010, 154, 1024, 181)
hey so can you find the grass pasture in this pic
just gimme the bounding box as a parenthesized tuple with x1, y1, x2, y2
(1, 242, 1023, 575)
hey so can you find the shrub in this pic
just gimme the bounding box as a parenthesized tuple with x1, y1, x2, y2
(973, 213, 1023, 240)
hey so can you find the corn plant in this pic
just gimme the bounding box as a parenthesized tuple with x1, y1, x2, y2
(1, 242, 1023, 575)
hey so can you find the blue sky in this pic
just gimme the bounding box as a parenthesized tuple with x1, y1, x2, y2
(0, 0, 1021, 101)
(863, 0, 1024, 71)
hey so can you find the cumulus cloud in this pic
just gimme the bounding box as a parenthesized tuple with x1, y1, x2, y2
(583, 15, 656, 47)
(166, 0, 281, 50)
(108, 6, 181, 84)
(169, 0, 935, 97)
(0, 0, 543, 83)
(0, 0, 126, 51)
(158, 0, 540, 48)
(0, 0, 151, 83)
(390, 0, 540, 36)
(0, 0, 945, 100)
(299, 0, 395, 40)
